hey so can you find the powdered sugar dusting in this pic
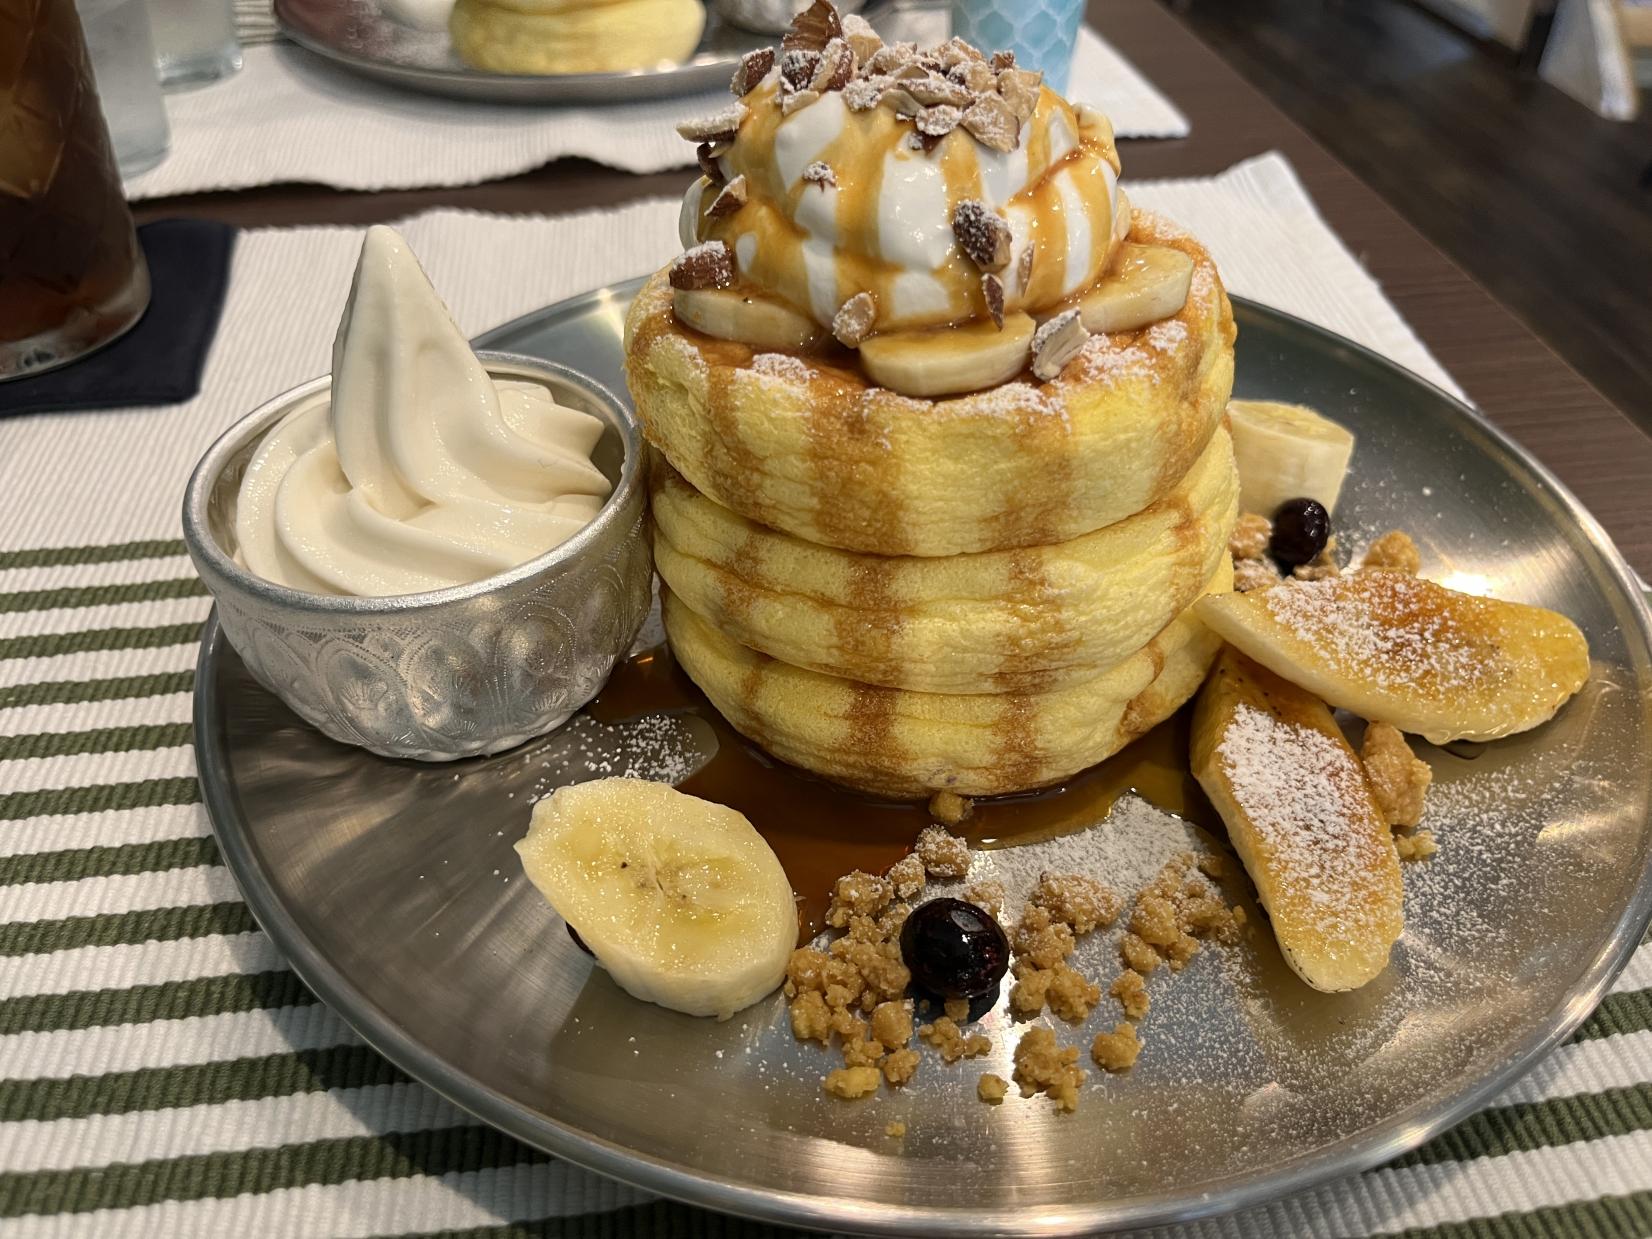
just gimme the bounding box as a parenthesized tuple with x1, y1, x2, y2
(1216, 703, 1391, 939)
(1258, 575, 1488, 695)
(747, 352, 813, 383)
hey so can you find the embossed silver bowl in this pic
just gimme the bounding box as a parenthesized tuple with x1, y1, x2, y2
(182, 352, 650, 762)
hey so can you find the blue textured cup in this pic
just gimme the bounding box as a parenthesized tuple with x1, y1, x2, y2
(950, 0, 1083, 94)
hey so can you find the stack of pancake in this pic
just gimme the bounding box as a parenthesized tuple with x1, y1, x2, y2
(625, 211, 1239, 799)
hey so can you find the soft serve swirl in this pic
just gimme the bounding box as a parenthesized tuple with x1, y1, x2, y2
(679, 34, 1124, 334)
(235, 226, 611, 597)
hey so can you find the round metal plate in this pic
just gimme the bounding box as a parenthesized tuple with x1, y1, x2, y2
(271, 0, 896, 104)
(196, 284, 1652, 1235)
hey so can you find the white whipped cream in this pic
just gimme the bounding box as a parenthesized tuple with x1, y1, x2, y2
(691, 75, 1121, 331)
(235, 226, 611, 597)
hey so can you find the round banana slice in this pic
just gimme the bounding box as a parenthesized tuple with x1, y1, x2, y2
(672, 287, 825, 352)
(1077, 243, 1195, 335)
(516, 778, 797, 1020)
(858, 312, 1035, 398)
(1226, 399, 1356, 516)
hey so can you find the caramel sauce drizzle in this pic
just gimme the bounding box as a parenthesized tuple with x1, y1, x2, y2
(588, 644, 1215, 934)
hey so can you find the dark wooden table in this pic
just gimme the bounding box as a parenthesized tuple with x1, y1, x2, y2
(133, 0, 1652, 578)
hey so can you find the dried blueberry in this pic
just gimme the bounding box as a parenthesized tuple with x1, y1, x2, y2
(899, 897, 1010, 998)
(1271, 497, 1331, 569)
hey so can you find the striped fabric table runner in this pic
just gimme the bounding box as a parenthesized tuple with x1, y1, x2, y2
(3, 158, 1651, 1237)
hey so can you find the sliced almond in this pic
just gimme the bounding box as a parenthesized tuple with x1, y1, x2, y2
(706, 175, 748, 222)
(809, 37, 854, 92)
(696, 141, 728, 184)
(843, 77, 885, 111)
(730, 47, 774, 97)
(914, 104, 962, 148)
(907, 74, 971, 107)
(961, 94, 1020, 152)
(866, 42, 916, 75)
(990, 49, 1016, 70)
(955, 59, 996, 93)
(1031, 308, 1088, 380)
(780, 48, 820, 92)
(841, 13, 882, 64)
(880, 86, 923, 118)
(997, 68, 1042, 123)
(669, 242, 735, 291)
(781, 0, 840, 52)
(832, 291, 877, 347)
(1017, 242, 1035, 295)
(802, 160, 835, 188)
(781, 88, 820, 116)
(981, 273, 1005, 328)
(951, 199, 1012, 272)
(677, 102, 747, 144)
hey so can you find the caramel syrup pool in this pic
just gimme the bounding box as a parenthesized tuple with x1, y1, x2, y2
(588, 646, 1216, 934)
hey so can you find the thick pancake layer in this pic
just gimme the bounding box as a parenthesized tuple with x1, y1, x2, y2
(624, 210, 1236, 557)
(662, 559, 1231, 799)
(653, 426, 1238, 695)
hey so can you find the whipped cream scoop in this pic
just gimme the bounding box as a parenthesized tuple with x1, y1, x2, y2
(235, 226, 611, 597)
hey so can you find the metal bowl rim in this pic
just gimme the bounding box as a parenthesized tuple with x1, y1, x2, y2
(181, 351, 642, 616)
(198, 293, 1652, 1236)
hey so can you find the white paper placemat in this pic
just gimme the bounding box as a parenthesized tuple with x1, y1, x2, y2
(7, 154, 1646, 1239)
(123, 18, 1187, 200)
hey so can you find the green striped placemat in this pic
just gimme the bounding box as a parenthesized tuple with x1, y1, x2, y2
(3, 174, 1650, 1237)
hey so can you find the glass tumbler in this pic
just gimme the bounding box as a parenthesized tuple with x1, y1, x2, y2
(0, 0, 152, 380)
(950, 0, 1084, 94)
(146, 0, 241, 88)
(73, 0, 171, 175)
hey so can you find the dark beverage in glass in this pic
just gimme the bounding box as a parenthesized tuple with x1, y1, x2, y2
(0, 0, 150, 381)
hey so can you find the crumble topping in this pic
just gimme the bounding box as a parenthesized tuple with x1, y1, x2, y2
(918, 1016, 992, 1062)
(977, 1073, 1009, 1104)
(1229, 511, 1272, 561)
(928, 790, 973, 825)
(1361, 721, 1432, 830)
(1091, 1021, 1142, 1073)
(915, 824, 971, 876)
(1012, 1026, 1084, 1112)
(1361, 529, 1422, 575)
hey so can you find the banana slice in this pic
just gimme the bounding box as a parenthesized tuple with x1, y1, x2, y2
(858, 312, 1035, 398)
(1227, 400, 1356, 517)
(1191, 648, 1403, 993)
(516, 778, 798, 1020)
(678, 177, 712, 249)
(1196, 572, 1591, 744)
(672, 287, 826, 352)
(1075, 243, 1193, 335)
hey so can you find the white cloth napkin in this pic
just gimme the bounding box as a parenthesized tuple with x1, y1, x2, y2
(9, 156, 1632, 1239)
(122, 20, 1186, 200)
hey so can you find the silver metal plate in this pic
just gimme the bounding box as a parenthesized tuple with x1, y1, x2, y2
(196, 283, 1652, 1235)
(271, 0, 897, 104)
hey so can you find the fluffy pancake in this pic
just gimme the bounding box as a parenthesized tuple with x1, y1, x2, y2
(662, 559, 1231, 799)
(451, 0, 704, 74)
(652, 426, 1239, 695)
(624, 210, 1236, 557)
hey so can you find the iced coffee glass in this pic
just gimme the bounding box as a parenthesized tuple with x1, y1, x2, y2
(0, 0, 151, 381)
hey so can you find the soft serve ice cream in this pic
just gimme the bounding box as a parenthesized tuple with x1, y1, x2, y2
(235, 226, 611, 596)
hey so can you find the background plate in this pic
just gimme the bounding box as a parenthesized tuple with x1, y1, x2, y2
(272, 0, 896, 103)
(196, 285, 1652, 1235)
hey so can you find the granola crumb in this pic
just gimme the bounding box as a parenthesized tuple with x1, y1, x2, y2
(1292, 534, 1340, 581)
(977, 1073, 1008, 1104)
(1361, 721, 1432, 829)
(943, 996, 971, 1023)
(1011, 903, 1075, 969)
(1011, 960, 1100, 1022)
(1120, 852, 1244, 973)
(1229, 511, 1272, 561)
(928, 790, 973, 825)
(788, 989, 831, 1043)
(961, 878, 1005, 920)
(871, 1000, 913, 1049)
(1029, 871, 1119, 934)
(1361, 529, 1421, 575)
(1091, 1021, 1142, 1073)
(1110, 969, 1150, 1019)
(1012, 1026, 1084, 1112)
(823, 1065, 882, 1099)
(882, 1047, 920, 1085)
(1234, 555, 1283, 593)
(1120, 931, 1160, 975)
(885, 1120, 907, 1138)
(886, 853, 926, 899)
(919, 1017, 991, 1062)
(1394, 828, 1439, 861)
(915, 824, 970, 877)
(824, 870, 893, 929)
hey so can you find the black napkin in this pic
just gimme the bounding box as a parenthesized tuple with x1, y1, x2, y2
(0, 219, 237, 417)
